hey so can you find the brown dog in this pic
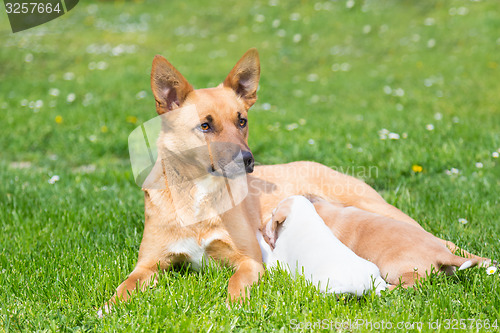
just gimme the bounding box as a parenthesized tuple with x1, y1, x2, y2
(311, 197, 480, 287)
(100, 48, 489, 314)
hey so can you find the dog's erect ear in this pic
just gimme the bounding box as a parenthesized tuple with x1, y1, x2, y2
(151, 55, 194, 115)
(223, 48, 260, 109)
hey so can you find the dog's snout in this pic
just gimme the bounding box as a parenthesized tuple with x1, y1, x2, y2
(242, 151, 254, 173)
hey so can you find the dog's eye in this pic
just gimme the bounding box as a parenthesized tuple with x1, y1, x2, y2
(239, 118, 247, 128)
(200, 123, 211, 132)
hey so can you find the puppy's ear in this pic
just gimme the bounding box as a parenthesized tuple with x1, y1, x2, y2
(265, 198, 293, 249)
(151, 55, 194, 115)
(223, 48, 260, 109)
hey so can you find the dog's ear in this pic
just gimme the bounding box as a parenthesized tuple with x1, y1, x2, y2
(151, 55, 194, 115)
(223, 48, 260, 109)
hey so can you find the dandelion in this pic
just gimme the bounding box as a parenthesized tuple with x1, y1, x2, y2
(55, 115, 63, 124)
(412, 165, 423, 173)
(66, 93, 76, 103)
(493, 152, 499, 158)
(458, 218, 468, 225)
(126, 116, 138, 124)
(426, 124, 434, 131)
(475, 162, 483, 168)
(101, 125, 108, 133)
(48, 175, 60, 184)
(486, 266, 497, 275)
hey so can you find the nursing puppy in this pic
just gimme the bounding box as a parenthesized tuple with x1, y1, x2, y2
(259, 196, 387, 295)
(311, 198, 479, 287)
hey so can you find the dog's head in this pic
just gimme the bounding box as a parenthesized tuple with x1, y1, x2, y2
(150, 49, 260, 177)
(263, 196, 295, 249)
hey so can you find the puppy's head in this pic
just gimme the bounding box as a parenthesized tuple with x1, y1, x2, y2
(263, 197, 295, 249)
(150, 49, 260, 176)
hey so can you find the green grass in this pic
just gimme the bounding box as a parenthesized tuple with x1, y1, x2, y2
(1, 0, 500, 331)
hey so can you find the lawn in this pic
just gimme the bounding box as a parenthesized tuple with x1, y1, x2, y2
(1, 0, 499, 331)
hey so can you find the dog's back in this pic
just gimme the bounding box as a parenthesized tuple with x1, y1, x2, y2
(261, 196, 386, 295)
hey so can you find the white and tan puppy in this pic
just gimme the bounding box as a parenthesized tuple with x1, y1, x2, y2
(311, 198, 479, 287)
(259, 196, 387, 296)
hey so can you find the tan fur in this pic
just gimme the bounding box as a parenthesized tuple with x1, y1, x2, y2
(312, 198, 480, 287)
(103, 48, 489, 311)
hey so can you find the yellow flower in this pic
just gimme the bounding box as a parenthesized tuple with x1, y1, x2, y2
(126, 116, 138, 124)
(412, 165, 423, 173)
(101, 125, 108, 133)
(55, 115, 63, 124)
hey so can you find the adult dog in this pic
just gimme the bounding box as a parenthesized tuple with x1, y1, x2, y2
(101, 48, 488, 313)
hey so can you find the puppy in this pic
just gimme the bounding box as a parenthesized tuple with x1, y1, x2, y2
(311, 198, 479, 287)
(259, 196, 387, 295)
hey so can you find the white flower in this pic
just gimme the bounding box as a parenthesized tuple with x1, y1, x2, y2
(286, 123, 298, 131)
(388, 132, 400, 140)
(492, 152, 499, 158)
(63, 72, 75, 81)
(426, 124, 434, 131)
(25, 53, 34, 63)
(66, 93, 76, 103)
(307, 73, 318, 82)
(427, 39, 436, 48)
(486, 266, 497, 275)
(458, 218, 468, 225)
(434, 112, 443, 120)
(49, 88, 60, 97)
(262, 103, 271, 110)
(475, 162, 483, 168)
(136, 91, 147, 99)
(308, 139, 315, 145)
(383, 86, 392, 95)
(48, 175, 60, 184)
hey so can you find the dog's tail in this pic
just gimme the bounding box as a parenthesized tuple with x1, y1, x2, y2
(439, 254, 479, 275)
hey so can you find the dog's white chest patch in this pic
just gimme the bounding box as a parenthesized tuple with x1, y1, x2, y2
(169, 232, 225, 270)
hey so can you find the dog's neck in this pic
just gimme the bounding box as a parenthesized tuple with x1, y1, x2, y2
(143, 156, 232, 227)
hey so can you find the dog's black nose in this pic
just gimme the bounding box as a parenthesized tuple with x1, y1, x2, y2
(242, 151, 254, 173)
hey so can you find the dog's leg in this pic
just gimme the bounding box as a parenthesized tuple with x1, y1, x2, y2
(227, 258, 264, 303)
(205, 239, 264, 304)
(98, 263, 160, 317)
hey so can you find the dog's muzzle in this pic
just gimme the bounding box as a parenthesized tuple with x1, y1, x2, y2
(242, 150, 254, 173)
